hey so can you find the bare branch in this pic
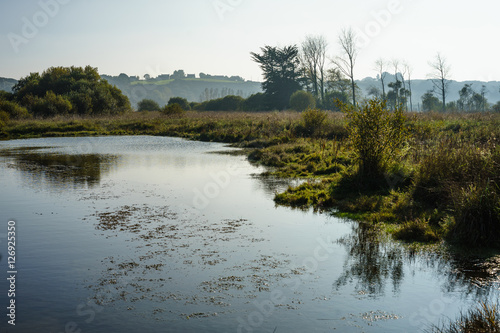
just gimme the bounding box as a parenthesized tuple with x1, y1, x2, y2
(300, 35, 328, 101)
(427, 53, 452, 111)
(374, 58, 387, 99)
(332, 27, 358, 105)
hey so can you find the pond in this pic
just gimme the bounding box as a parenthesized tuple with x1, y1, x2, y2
(0, 136, 499, 333)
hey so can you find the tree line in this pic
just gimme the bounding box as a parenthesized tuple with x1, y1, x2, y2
(250, 28, 500, 113)
(137, 94, 268, 112)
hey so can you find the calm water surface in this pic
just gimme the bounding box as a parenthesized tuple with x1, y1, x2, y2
(0, 136, 499, 333)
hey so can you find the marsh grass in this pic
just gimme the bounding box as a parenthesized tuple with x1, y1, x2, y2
(411, 136, 500, 247)
(429, 301, 500, 333)
(393, 218, 440, 243)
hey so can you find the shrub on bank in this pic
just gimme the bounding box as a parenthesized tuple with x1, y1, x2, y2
(0, 111, 9, 128)
(138, 99, 161, 112)
(242, 93, 266, 111)
(393, 218, 439, 243)
(198, 95, 245, 111)
(162, 103, 185, 116)
(340, 98, 408, 179)
(289, 90, 316, 112)
(168, 97, 191, 111)
(297, 108, 327, 137)
(413, 141, 500, 247)
(0, 100, 31, 119)
(451, 182, 500, 247)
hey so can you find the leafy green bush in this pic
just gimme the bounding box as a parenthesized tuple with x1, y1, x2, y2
(14, 66, 131, 116)
(27, 91, 73, 118)
(323, 91, 349, 111)
(198, 95, 244, 111)
(0, 111, 10, 128)
(243, 93, 266, 111)
(300, 108, 327, 137)
(290, 90, 316, 112)
(340, 98, 408, 178)
(0, 100, 31, 119)
(0, 91, 13, 101)
(168, 97, 191, 110)
(163, 103, 185, 116)
(137, 99, 161, 112)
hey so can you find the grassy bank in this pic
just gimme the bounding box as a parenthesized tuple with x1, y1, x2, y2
(1, 110, 500, 248)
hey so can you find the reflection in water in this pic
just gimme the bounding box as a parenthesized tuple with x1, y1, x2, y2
(252, 174, 307, 199)
(1, 148, 118, 190)
(438, 252, 500, 299)
(335, 222, 500, 299)
(335, 222, 404, 296)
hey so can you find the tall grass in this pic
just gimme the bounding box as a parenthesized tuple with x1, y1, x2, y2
(340, 99, 408, 179)
(429, 301, 500, 333)
(412, 138, 500, 247)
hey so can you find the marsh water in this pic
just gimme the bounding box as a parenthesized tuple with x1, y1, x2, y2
(0, 136, 499, 333)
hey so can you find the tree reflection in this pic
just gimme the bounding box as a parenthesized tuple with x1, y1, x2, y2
(334, 222, 404, 296)
(2, 148, 118, 190)
(334, 221, 500, 300)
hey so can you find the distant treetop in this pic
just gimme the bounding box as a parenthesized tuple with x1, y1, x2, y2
(13, 65, 131, 117)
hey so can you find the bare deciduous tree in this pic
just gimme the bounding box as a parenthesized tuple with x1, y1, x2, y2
(428, 53, 451, 112)
(300, 35, 328, 104)
(332, 27, 358, 106)
(403, 62, 413, 111)
(391, 59, 400, 106)
(400, 64, 409, 111)
(374, 58, 387, 99)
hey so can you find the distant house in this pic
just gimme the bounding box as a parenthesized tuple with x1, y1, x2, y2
(186, 74, 196, 79)
(157, 74, 171, 80)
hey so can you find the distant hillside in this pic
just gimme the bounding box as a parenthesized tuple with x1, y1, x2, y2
(101, 73, 262, 108)
(0, 73, 262, 109)
(0, 77, 17, 93)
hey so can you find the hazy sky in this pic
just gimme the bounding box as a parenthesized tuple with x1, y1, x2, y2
(1, 0, 499, 82)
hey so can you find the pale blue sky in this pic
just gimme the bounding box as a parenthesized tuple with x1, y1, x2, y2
(1, 0, 499, 81)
